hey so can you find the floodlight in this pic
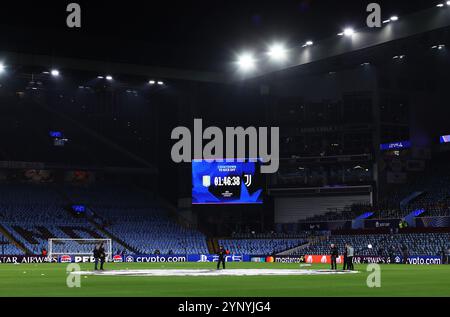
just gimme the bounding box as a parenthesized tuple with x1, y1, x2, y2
(237, 53, 256, 72)
(343, 28, 355, 37)
(268, 43, 288, 62)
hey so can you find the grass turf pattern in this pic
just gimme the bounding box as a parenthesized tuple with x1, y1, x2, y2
(0, 262, 449, 297)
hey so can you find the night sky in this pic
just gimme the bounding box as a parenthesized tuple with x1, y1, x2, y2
(0, 0, 435, 71)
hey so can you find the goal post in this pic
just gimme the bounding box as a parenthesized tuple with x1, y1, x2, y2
(48, 238, 112, 261)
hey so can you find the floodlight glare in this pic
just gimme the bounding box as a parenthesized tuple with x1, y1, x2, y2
(237, 53, 256, 71)
(390, 16, 399, 21)
(267, 43, 288, 62)
(106, 75, 113, 81)
(149, 80, 156, 84)
(432, 44, 446, 50)
(51, 69, 60, 77)
(447, 1, 450, 5)
(437, 3, 444, 7)
(343, 28, 355, 37)
(302, 40, 314, 47)
(0, 63, 5, 73)
(97, 76, 104, 79)
(157, 81, 164, 85)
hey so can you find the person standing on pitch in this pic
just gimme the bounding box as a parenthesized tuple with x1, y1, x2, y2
(330, 244, 338, 270)
(94, 242, 106, 271)
(217, 245, 226, 270)
(343, 243, 348, 270)
(347, 243, 354, 270)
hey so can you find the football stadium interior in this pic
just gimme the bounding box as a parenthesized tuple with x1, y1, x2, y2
(0, 1, 450, 300)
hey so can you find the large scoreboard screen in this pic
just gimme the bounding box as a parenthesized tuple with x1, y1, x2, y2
(192, 159, 263, 205)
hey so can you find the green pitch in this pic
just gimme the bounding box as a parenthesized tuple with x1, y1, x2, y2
(1, 262, 449, 297)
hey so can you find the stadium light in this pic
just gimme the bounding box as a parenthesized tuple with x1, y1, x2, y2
(343, 28, 355, 36)
(237, 53, 256, 72)
(338, 28, 355, 37)
(97, 75, 104, 79)
(149, 80, 156, 85)
(447, 1, 450, 5)
(383, 16, 399, 24)
(437, 3, 444, 7)
(51, 69, 60, 77)
(302, 40, 314, 47)
(267, 43, 288, 62)
(106, 75, 113, 81)
(0, 63, 5, 74)
(157, 81, 164, 85)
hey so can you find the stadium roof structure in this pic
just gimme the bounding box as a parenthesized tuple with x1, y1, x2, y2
(2, 51, 229, 84)
(1, 6, 449, 85)
(241, 5, 450, 80)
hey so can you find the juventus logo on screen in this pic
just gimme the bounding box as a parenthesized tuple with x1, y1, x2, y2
(244, 174, 252, 187)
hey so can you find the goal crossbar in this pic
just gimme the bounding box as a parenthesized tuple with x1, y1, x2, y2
(48, 238, 112, 261)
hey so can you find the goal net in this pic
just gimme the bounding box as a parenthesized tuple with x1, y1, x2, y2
(48, 238, 112, 261)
